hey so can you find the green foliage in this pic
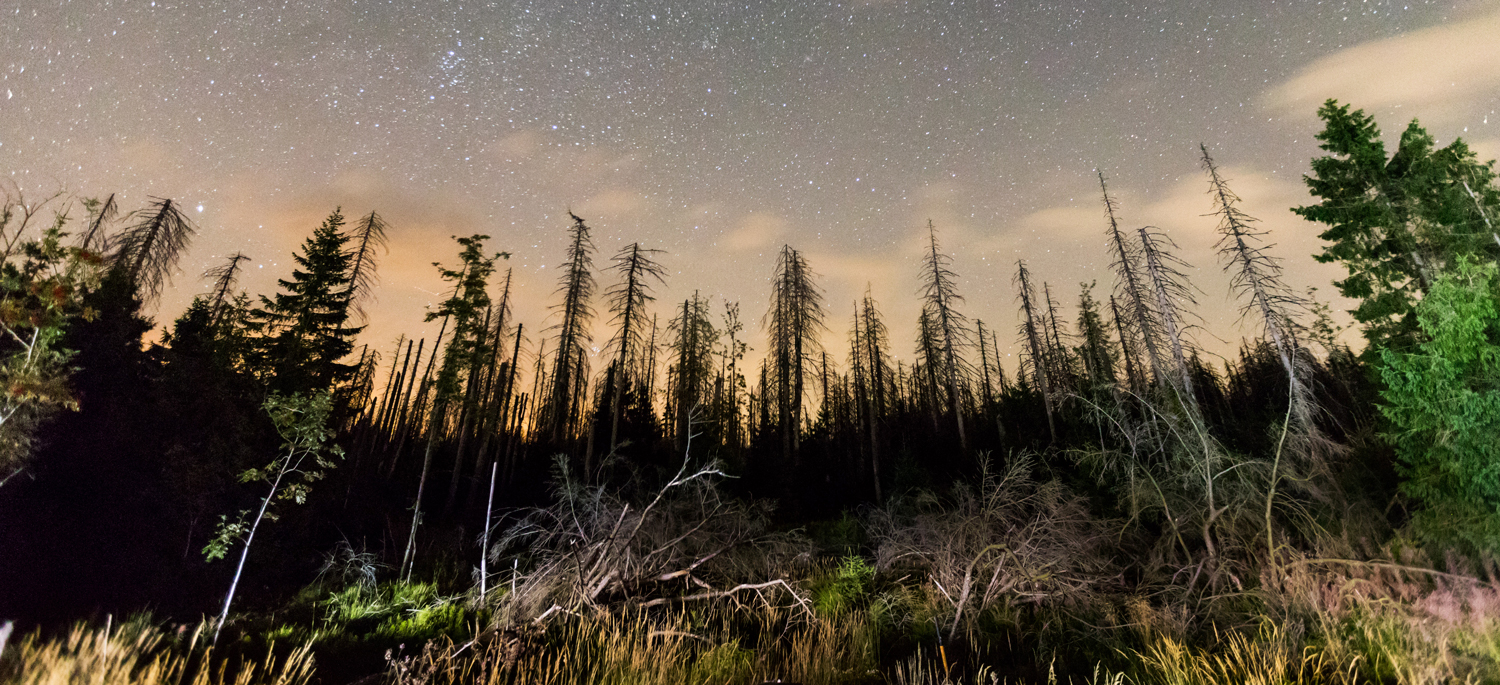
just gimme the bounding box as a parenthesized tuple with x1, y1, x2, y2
(254, 391, 344, 505)
(0, 217, 103, 480)
(202, 510, 251, 562)
(1379, 258, 1500, 554)
(248, 209, 361, 394)
(427, 234, 506, 405)
(1295, 99, 1500, 355)
(810, 555, 876, 616)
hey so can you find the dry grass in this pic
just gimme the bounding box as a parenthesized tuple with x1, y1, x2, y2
(386, 606, 877, 685)
(0, 620, 314, 685)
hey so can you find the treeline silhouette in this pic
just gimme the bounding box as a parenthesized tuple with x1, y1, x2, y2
(1, 100, 1490, 638)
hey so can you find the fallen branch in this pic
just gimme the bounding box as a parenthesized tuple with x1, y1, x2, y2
(636, 579, 813, 618)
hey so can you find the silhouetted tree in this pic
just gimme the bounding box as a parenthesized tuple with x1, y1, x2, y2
(918, 220, 971, 452)
(541, 213, 596, 446)
(763, 245, 824, 465)
(601, 243, 666, 454)
(248, 209, 360, 395)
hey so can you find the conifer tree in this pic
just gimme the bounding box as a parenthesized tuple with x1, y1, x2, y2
(602, 243, 666, 453)
(716, 301, 749, 450)
(204, 252, 251, 327)
(1014, 260, 1057, 442)
(343, 211, 390, 325)
(427, 235, 504, 507)
(1202, 144, 1310, 430)
(113, 197, 196, 305)
(667, 292, 716, 451)
(249, 209, 361, 395)
(1295, 99, 1500, 354)
(1076, 281, 1118, 395)
(918, 220, 970, 451)
(1138, 225, 1201, 410)
(764, 245, 824, 463)
(854, 291, 892, 499)
(80, 193, 117, 253)
(541, 213, 596, 445)
(1100, 173, 1167, 391)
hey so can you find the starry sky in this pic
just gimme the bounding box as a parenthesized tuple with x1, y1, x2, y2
(4, 0, 1500, 371)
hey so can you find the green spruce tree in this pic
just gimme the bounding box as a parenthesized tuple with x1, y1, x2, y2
(249, 209, 361, 394)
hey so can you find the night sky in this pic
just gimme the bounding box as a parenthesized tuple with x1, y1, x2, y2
(4, 0, 1500, 369)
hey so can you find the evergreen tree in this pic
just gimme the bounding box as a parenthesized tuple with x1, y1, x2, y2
(1295, 99, 1500, 355)
(1380, 258, 1500, 555)
(249, 209, 361, 394)
(1075, 281, 1119, 396)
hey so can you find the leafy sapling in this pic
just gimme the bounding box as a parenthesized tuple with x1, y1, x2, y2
(205, 391, 343, 644)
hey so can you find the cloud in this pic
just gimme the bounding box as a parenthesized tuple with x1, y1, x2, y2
(723, 212, 789, 251)
(1265, 7, 1500, 130)
(579, 188, 647, 219)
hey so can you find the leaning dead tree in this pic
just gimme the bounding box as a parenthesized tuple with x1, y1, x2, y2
(113, 197, 197, 304)
(1202, 143, 1333, 560)
(1201, 144, 1310, 429)
(1099, 173, 1167, 394)
(1014, 260, 1057, 443)
(1137, 225, 1201, 412)
(343, 210, 390, 325)
(488, 431, 811, 624)
(203, 252, 252, 326)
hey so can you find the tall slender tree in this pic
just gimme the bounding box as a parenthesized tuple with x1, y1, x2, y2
(1137, 225, 1201, 410)
(541, 213, 597, 445)
(343, 211, 390, 325)
(601, 243, 666, 453)
(1202, 144, 1310, 428)
(667, 292, 716, 451)
(1100, 173, 1167, 391)
(918, 220, 970, 452)
(1014, 260, 1057, 442)
(764, 245, 824, 464)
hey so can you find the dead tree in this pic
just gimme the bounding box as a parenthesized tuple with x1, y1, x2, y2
(763, 245, 824, 465)
(602, 243, 666, 453)
(667, 293, 716, 452)
(343, 210, 390, 325)
(113, 197, 197, 304)
(1137, 225, 1201, 411)
(203, 252, 251, 327)
(1099, 173, 1167, 392)
(1201, 144, 1310, 428)
(489, 435, 810, 623)
(919, 220, 971, 452)
(541, 213, 597, 446)
(1014, 260, 1057, 443)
